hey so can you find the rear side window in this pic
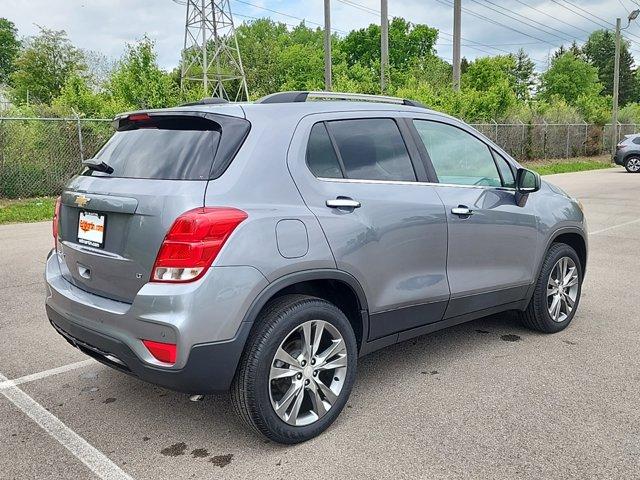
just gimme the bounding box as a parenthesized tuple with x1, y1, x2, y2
(306, 123, 343, 178)
(88, 117, 220, 180)
(327, 119, 416, 182)
(633, 137, 640, 145)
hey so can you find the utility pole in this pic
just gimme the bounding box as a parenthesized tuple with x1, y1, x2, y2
(611, 17, 622, 156)
(324, 0, 332, 91)
(453, 0, 461, 91)
(381, 0, 389, 93)
(611, 10, 639, 156)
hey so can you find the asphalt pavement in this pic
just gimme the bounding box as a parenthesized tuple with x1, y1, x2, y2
(1, 166, 639, 480)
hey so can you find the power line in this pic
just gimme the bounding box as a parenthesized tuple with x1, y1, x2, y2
(334, 0, 548, 64)
(335, 0, 378, 16)
(467, 0, 586, 44)
(435, 0, 559, 47)
(232, 0, 347, 34)
(512, 0, 593, 37)
(549, 0, 640, 47)
(562, 0, 615, 27)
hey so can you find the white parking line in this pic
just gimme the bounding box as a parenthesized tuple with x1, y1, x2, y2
(590, 218, 640, 235)
(0, 368, 134, 480)
(0, 359, 95, 390)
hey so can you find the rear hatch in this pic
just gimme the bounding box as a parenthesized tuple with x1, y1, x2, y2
(56, 109, 249, 303)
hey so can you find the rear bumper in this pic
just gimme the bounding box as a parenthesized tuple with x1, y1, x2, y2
(45, 249, 267, 393)
(613, 149, 627, 165)
(47, 304, 251, 393)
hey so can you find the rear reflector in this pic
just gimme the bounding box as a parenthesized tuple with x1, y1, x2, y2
(151, 207, 247, 283)
(52, 196, 61, 246)
(142, 339, 177, 364)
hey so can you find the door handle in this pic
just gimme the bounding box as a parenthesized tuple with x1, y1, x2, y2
(326, 198, 361, 209)
(451, 206, 473, 216)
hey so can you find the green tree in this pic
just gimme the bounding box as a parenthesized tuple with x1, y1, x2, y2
(236, 19, 291, 97)
(0, 18, 20, 84)
(10, 27, 84, 104)
(104, 37, 178, 114)
(341, 18, 438, 71)
(584, 29, 635, 105)
(538, 52, 602, 105)
(52, 73, 103, 117)
(463, 55, 516, 92)
(511, 49, 536, 100)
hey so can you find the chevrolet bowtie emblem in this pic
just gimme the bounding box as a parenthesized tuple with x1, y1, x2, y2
(74, 195, 90, 207)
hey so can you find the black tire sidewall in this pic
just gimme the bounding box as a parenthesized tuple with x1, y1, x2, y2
(533, 244, 583, 332)
(246, 296, 357, 443)
(624, 156, 640, 173)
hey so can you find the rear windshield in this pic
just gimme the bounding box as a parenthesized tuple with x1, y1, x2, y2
(86, 117, 220, 180)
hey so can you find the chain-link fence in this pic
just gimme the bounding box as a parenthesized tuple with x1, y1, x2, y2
(0, 117, 112, 198)
(470, 122, 637, 160)
(0, 117, 637, 199)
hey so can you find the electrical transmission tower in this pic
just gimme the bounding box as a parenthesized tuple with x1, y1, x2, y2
(174, 0, 249, 101)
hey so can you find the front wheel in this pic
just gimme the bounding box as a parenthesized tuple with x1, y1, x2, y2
(231, 294, 357, 444)
(519, 243, 583, 333)
(624, 156, 640, 173)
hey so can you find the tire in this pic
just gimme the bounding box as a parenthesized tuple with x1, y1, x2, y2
(519, 243, 583, 333)
(624, 156, 640, 173)
(231, 294, 358, 444)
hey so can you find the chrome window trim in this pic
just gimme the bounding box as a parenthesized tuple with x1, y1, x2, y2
(317, 176, 517, 191)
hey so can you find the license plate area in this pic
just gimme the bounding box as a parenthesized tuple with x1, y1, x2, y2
(77, 211, 106, 248)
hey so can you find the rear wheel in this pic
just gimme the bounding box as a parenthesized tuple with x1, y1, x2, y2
(624, 156, 640, 173)
(519, 243, 583, 333)
(231, 294, 357, 444)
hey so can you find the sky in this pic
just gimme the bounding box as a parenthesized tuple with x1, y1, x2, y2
(3, 0, 640, 72)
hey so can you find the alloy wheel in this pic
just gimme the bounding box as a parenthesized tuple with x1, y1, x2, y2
(547, 256, 579, 323)
(627, 158, 640, 172)
(269, 320, 348, 426)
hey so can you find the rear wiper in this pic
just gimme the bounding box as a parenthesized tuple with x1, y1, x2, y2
(82, 158, 114, 174)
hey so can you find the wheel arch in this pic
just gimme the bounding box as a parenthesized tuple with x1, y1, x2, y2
(240, 269, 370, 353)
(524, 227, 588, 306)
(551, 230, 587, 274)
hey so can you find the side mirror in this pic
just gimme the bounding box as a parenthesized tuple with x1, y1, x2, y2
(516, 168, 540, 194)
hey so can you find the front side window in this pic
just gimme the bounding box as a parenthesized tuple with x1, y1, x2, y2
(413, 120, 501, 187)
(326, 119, 416, 182)
(493, 151, 516, 188)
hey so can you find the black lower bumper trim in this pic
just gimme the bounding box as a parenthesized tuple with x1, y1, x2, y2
(46, 305, 250, 394)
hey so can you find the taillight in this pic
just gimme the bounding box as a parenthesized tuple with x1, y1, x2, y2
(142, 339, 177, 364)
(52, 196, 61, 247)
(151, 207, 247, 283)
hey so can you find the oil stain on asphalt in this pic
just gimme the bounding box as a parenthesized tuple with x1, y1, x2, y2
(210, 454, 233, 467)
(161, 442, 187, 456)
(501, 334, 522, 342)
(191, 448, 209, 458)
(160, 443, 232, 467)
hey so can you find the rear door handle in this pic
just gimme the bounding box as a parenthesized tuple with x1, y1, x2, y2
(326, 198, 361, 209)
(451, 206, 473, 216)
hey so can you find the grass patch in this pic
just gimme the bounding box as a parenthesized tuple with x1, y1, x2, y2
(0, 197, 56, 225)
(522, 155, 613, 176)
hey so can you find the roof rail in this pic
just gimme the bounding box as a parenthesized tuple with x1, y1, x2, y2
(180, 97, 229, 106)
(256, 91, 425, 108)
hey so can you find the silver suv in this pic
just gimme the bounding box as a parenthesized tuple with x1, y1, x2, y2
(45, 91, 587, 444)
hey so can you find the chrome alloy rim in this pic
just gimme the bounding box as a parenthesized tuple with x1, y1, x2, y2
(269, 320, 348, 426)
(547, 257, 579, 323)
(627, 158, 640, 172)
